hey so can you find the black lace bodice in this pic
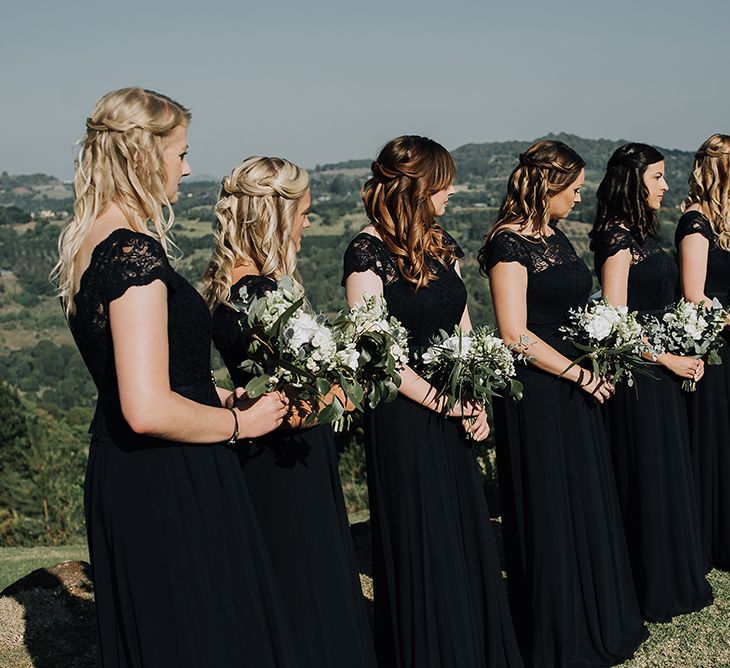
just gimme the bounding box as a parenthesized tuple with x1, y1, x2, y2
(212, 275, 277, 388)
(341, 230, 466, 353)
(675, 211, 730, 307)
(481, 226, 592, 329)
(69, 228, 218, 442)
(592, 226, 678, 313)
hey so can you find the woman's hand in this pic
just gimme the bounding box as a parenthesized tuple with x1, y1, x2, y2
(660, 353, 705, 382)
(223, 387, 246, 408)
(323, 384, 357, 413)
(444, 399, 481, 418)
(463, 410, 490, 442)
(235, 392, 290, 438)
(576, 370, 614, 404)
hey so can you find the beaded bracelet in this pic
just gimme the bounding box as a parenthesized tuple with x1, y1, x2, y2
(226, 408, 239, 446)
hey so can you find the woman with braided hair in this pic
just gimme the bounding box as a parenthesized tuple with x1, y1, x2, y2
(676, 133, 730, 571)
(203, 155, 377, 668)
(590, 143, 711, 621)
(342, 135, 522, 668)
(479, 140, 647, 667)
(53, 88, 297, 666)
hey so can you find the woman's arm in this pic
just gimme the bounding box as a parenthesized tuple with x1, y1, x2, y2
(110, 281, 288, 441)
(454, 261, 473, 332)
(345, 269, 478, 418)
(678, 234, 712, 305)
(600, 250, 703, 382)
(489, 261, 613, 402)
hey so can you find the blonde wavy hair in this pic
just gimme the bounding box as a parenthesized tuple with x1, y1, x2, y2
(482, 139, 586, 246)
(52, 87, 191, 315)
(203, 156, 310, 309)
(362, 135, 457, 289)
(682, 133, 730, 251)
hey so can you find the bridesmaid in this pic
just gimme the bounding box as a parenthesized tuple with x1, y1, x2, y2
(478, 139, 647, 668)
(51, 88, 295, 667)
(590, 142, 711, 621)
(203, 156, 377, 668)
(676, 133, 730, 571)
(343, 135, 523, 668)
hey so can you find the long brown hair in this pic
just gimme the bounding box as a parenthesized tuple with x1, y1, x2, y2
(362, 135, 456, 289)
(682, 133, 730, 251)
(483, 139, 585, 245)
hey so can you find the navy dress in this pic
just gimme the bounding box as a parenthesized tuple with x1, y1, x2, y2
(593, 225, 712, 621)
(482, 225, 647, 668)
(342, 230, 523, 668)
(212, 274, 377, 668)
(70, 229, 297, 667)
(676, 210, 730, 571)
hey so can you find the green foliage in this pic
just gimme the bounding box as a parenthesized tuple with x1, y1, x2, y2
(0, 384, 86, 546)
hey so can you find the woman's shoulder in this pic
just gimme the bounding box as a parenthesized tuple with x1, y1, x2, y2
(480, 228, 534, 271)
(592, 223, 635, 250)
(676, 209, 714, 244)
(76, 227, 171, 307)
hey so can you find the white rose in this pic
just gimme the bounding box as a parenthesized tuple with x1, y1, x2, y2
(585, 314, 613, 341)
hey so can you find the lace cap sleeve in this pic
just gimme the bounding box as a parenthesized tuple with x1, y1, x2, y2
(676, 211, 714, 245)
(439, 227, 465, 259)
(592, 226, 633, 268)
(231, 275, 277, 302)
(101, 231, 170, 304)
(342, 234, 389, 284)
(480, 231, 530, 272)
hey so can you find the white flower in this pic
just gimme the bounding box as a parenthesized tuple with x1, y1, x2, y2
(336, 345, 360, 371)
(585, 314, 613, 341)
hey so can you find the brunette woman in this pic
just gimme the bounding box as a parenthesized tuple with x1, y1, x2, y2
(343, 135, 522, 668)
(479, 140, 647, 668)
(590, 142, 711, 620)
(204, 156, 376, 668)
(676, 133, 730, 571)
(52, 88, 296, 667)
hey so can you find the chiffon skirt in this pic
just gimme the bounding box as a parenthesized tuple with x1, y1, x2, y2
(602, 367, 712, 620)
(686, 343, 730, 571)
(240, 425, 377, 668)
(85, 383, 298, 668)
(366, 396, 523, 668)
(493, 359, 647, 668)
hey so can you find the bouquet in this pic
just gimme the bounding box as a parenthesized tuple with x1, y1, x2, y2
(643, 298, 728, 391)
(559, 298, 653, 387)
(418, 326, 525, 434)
(234, 277, 354, 426)
(331, 295, 409, 430)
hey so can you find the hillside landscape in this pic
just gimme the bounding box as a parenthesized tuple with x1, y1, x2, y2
(0, 133, 696, 545)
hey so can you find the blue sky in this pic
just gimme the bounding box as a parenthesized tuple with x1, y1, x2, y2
(1, 0, 728, 179)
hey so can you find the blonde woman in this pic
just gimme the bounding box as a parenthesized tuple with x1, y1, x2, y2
(478, 140, 647, 667)
(676, 133, 730, 571)
(204, 156, 377, 668)
(342, 136, 522, 668)
(53, 88, 296, 667)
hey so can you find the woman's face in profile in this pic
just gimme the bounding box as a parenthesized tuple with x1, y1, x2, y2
(548, 168, 585, 221)
(430, 183, 456, 217)
(643, 160, 668, 210)
(291, 189, 312, 252)
(161, 124, 191, 204)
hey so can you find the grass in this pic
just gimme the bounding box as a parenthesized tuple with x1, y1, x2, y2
(0, 545, 88, 592)
(1, 544, 730, 666)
